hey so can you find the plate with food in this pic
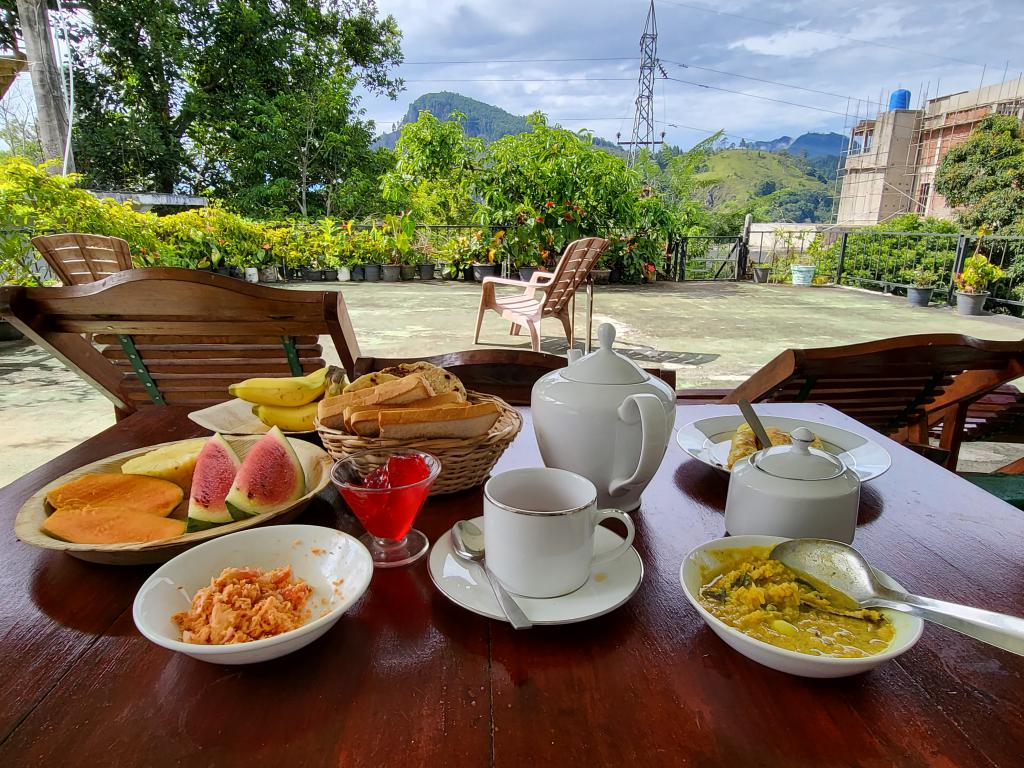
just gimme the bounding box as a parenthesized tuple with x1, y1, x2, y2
(680, 535, 923, 677)
(315, 362, 522, 495)
(133, 524, 373, 664)
(15, 428, 334, 565)
(188, 365, 348, 435)
(675, 414, 891, 482)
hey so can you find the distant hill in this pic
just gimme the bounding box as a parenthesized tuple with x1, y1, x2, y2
(695, 148, 833, 222)
(743, 131, 847, 159)
(375, 91, 623, 153)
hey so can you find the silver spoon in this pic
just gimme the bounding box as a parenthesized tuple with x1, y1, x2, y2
(450, 520, 532, 630)
(738, 398, 774, 452)
(771, 538, 1024, 656)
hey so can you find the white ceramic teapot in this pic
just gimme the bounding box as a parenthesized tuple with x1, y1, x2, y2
(531, 323, 676, 511)
(725, 427, 861, 543)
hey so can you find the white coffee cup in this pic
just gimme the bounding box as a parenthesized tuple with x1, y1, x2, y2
(482, 467, 636, 598)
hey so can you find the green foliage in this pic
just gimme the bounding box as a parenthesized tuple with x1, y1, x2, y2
(935, 115, 1024, 234)
(381, 110, 481, 223)
(956, 252, 1005, 294)
(71, 0, 402, 219)
(472, 114, 677, 281)
(909, 265, 940, 288)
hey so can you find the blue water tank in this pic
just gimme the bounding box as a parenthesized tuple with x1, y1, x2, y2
(889, 89, 911, 111)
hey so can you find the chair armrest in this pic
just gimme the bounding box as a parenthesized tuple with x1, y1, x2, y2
(481, 276, 534, 288)
(529, 271, 555, 284)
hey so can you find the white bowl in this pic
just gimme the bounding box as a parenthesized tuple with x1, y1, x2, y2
(133, 524, 373, 664)
(680, 535, 923, 678)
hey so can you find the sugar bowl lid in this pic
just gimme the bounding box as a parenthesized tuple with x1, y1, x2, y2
(562, 323, 648, 385)
(752, 427, 846, 480)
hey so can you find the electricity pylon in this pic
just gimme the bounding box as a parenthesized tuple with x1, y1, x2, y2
(618, 0, 665, 166)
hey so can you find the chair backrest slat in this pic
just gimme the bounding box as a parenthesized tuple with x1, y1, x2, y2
(0, 268, 361, 414)
(542, 237, 610, 315)
(32, 234, 133, 285)
(724, 334, 1024, 435)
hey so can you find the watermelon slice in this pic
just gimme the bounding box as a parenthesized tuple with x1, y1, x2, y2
(187, 433, 242, 532)
(225, 426, 305, 519)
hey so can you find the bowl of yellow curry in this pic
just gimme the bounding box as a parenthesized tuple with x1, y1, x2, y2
(680, 535, 923, 677)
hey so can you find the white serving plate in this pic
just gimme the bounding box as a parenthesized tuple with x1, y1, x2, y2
(680, 534, 923, 678)
(675, 414, 892, 482)
(188, 397, 314, 436)
(428, 516, 643, 625)
(15, 435, 333, 565)
(133, 524, 372, 664)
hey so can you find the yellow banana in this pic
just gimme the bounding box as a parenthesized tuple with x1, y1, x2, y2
(229, 367, 327, 406)
(252, 401, 319, 432)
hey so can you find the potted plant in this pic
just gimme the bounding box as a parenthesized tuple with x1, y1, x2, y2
(906, 266, 939, 307)
(752, 264, 771, 283)
(470, 230, 502, 282)
(790, 260, 816, 286)
(955, 252, 1004, 315)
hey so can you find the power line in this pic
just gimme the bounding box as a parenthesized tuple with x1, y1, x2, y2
(397, 55, 885, 109)
(658, 0, 996, 69)
(664, 75, 850, 117)
(403, 77, 634, 83)
(401, 57, 637, 65)
(660, 60, 884, 108)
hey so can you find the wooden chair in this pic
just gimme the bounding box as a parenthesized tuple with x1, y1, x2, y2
(355, 350, 677, 405)
(32, 234, 133, 285)
(0, 268, 361, 417)
(720, 334, 1024, 470)
(474, 236, 609, 352)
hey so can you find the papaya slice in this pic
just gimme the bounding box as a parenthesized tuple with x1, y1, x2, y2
(46, 474, 183, 518)
(42, 506, 186, 544)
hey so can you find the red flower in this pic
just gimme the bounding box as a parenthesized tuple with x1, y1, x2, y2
(563, 213, 573, 221)
(217, 238, 225, 245)
(535, 216, 544, 223)
(545, 201, 554, 208)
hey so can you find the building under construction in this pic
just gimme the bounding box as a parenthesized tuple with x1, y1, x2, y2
(835, 76, 1024, 226)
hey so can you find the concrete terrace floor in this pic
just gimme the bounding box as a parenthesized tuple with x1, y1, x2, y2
(3, 279, 1024, 487)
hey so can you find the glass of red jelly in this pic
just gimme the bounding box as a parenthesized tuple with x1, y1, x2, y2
(331, 450, 440, 568)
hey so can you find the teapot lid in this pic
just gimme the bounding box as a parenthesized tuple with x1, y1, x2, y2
(563, 323, 649, 385)
(751, 427, 846, 481)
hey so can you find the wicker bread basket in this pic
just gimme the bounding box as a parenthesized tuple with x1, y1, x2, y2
(315, 392, 522, 495)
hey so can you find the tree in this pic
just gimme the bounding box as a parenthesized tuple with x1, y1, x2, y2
(381, 109, 481, 223)
(935, 114, 1024, 234)
(70, 0, 402, 212)
(16, 0, 72, 170)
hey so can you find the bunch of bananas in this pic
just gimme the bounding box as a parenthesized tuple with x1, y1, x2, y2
(229, 366, 348, 431)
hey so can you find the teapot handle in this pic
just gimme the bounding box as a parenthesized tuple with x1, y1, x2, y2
(609, 393, 668, 497)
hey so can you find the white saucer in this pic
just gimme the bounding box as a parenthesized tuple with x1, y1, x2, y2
(428, 516, 644, 625)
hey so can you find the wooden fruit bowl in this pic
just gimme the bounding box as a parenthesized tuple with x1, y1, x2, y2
(14, 435, 334, 565)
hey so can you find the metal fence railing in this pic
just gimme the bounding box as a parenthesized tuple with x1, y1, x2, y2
(674, 227, 1024, 313)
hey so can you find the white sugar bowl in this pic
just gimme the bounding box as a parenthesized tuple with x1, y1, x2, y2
(725, 427, 861, 543)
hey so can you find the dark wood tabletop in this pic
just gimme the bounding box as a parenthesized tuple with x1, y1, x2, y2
(1, 402, 1022, 768)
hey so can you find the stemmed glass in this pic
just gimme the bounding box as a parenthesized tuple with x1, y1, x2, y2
(330, 449, 440, 568)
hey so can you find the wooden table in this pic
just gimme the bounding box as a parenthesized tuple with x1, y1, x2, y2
(1, 403, 1022, 767)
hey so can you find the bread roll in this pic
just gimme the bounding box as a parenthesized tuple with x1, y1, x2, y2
(318, 374, 436, 430)
(344, 391, 466, 434)
(379, 403, 500, 440)
(378, 362, 467, 399)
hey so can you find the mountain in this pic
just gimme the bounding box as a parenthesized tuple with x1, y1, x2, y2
(694, 148, 833, 222)
(747, 135, 793, 153)
(374, 91, 623, 152)
(743, 132, 847, 159)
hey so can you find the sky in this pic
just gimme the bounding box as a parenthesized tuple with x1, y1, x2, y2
(357, 0, 1024, 148)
